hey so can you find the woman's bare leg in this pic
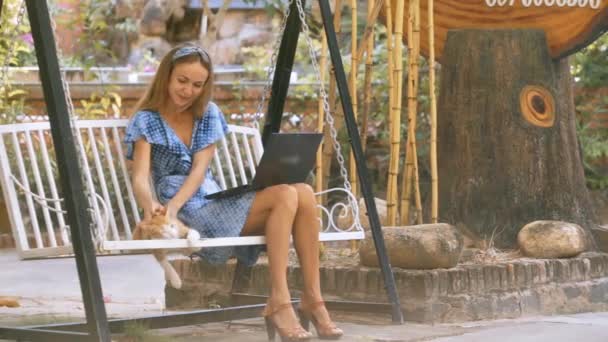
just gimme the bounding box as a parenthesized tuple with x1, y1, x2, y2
(289, 184, 321, 301)
(240, 184, 304, 332)
(291, 183, 342, 334)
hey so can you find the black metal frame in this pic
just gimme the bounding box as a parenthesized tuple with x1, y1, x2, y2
(0, 0, 403, 340)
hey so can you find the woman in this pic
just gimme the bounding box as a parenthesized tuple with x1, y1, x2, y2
(125, 43, 343, 341)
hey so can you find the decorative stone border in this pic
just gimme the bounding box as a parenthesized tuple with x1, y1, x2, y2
(167, 252, 608, 323)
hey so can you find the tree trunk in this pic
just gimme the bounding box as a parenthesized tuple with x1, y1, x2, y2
(437, 29, 598, 248)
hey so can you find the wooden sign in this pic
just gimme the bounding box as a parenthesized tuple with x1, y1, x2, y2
(386, 0, 608, 60)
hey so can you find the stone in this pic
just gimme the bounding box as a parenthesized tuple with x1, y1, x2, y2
(337, 197, 398, 231)
(128, 36, 172, 66)
(218, 13, 247, 39)
(359, 224, 464, 269)
(139, 0, 186, 36)
(114, 0, 146, 20)
(238, 24, 272, 46)
(209, 37, 242, 65)
(518, 220, 588, 258)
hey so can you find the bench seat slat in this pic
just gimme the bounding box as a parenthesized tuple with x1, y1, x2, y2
(101, 231, 365, 251)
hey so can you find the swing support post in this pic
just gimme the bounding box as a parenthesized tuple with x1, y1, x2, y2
(0, 1, 112, 341)
(317, 0, 404, 324)
(261, 0, 302, 145)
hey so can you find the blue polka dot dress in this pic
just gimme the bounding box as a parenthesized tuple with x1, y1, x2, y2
(124, 102, 263, 266)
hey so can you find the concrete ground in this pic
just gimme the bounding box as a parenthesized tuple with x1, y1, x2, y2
(1, 249, 608, 341)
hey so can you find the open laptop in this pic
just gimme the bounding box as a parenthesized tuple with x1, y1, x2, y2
(204, 132, 323, 200)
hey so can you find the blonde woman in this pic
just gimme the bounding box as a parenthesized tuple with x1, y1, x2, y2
(125, 43, 342, 341)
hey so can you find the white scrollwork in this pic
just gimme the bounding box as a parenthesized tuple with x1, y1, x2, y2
(314, 188, 363, 233)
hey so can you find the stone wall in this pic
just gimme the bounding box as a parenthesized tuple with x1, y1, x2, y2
(126, 1, 275, 66)
(166, 252, 608, 323)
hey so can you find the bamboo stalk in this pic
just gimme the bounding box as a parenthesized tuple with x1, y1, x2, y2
(383, 0, 395, 225)
(349, 0, 359, 198)
(361, 0, 375, 153)
(316, 31, 328, 196)
(428, 0, 438, 223)
(387, 0, 404, 226)
(356, 0, 384, 65)
(412, 0, 423, 224)
(322, 0, 343, 193)
(401, 0, 422, 224)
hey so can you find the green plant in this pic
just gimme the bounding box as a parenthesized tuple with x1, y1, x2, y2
(572, 33, 608, 89)
(55, 0, 127, 118)
(0, 0, 34, 124)
(573, 33, 608, 189)
(76, 90, 122, 119)
(576, 96, 608, 189)
(117, 321, 171, 342)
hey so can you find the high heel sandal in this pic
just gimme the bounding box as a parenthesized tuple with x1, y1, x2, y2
(298, 301, 344, 340)
(263, 303, 312, 342)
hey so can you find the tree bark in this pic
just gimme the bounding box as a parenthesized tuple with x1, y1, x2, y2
(437, 29, 598, 248)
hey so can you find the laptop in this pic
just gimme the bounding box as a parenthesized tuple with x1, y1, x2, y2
(204, 132, 323, 200)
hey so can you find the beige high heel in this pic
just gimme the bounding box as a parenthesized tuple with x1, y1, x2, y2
(262, 303, 312, 342)
(298, 301, 343, 340)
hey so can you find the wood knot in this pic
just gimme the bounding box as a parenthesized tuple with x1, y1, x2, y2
(519, 85, 555, 127)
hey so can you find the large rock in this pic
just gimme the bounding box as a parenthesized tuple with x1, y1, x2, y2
(359, 224, 464, 269)
(518, 220, 588, 258)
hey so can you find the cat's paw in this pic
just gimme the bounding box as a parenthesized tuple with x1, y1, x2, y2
(186, 229, 201, 244)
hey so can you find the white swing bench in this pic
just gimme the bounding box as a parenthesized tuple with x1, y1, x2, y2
(0, 119, 364, 259)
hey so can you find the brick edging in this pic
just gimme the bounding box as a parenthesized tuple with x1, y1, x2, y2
(167, 252, 608, 323)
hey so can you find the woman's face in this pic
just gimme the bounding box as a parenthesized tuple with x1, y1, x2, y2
(167, 61, 209, 112)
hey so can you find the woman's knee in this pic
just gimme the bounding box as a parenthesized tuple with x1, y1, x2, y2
(269, 184, 299, 212)
(292, 183, 316, 205)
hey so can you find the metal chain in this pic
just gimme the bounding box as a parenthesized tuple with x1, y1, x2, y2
(46, 0, 104, 242)
(295, 0, 352, 192)
(252, 0, 294, 130)
(0, 1, 27, 106)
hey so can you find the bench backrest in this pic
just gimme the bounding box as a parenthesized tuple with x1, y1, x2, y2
(0, 120, 363, 259)
(0, 120, 264, 258)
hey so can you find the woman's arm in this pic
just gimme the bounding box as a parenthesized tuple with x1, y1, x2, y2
(165, 144, 216, 218)
(131, 139, 163, 219)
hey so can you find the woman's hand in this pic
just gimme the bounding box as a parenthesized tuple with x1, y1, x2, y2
(144, 201, 165, 220)
(165, 201, 181, 220)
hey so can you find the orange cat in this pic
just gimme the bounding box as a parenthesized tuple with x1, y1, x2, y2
(132, 211, 200, 289)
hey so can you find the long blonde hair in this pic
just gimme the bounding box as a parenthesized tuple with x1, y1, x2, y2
(134, 43, 214, 118)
